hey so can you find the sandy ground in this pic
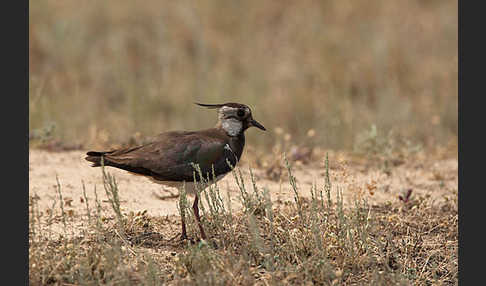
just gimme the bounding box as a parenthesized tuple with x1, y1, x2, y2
(29, 149, 458, 220)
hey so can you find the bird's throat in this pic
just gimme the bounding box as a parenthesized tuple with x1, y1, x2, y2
(221, 118, 243, 137)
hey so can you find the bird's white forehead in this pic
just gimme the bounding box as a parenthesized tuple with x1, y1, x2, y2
(220, 106, 235, 112)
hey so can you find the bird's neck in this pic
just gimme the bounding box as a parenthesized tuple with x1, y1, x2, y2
(228, 133, 245, 162)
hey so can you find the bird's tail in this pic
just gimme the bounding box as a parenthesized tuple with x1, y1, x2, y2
(85, 151, 112, 167)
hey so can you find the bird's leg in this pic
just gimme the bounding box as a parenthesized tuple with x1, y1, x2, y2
(192, 194, 207, 240)
(180, 217, 188, 241)
(180, 202, 188, 241)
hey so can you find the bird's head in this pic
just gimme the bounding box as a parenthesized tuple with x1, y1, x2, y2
(195, 102, 266, 136)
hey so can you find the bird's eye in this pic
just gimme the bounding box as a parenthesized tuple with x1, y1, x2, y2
(237, 109, 245, 117)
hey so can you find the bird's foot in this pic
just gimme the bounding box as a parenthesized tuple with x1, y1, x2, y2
(168, 232, 195, 244)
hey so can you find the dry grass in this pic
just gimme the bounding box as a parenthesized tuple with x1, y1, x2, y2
(29, 155, 457, 285)
(29, 0, 457, 152)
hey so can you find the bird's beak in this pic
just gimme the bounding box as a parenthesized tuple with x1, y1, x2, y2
(250, 118, 266, 131)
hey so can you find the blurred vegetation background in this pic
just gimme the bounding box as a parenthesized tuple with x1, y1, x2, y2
(29, 0, 457, 153)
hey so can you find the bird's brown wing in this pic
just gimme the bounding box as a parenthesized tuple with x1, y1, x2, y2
(90, 131, 233, 182)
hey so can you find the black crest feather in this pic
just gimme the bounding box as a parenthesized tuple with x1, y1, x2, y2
(194, 102, 225, 109)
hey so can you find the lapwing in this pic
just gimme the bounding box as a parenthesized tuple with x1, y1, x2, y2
(85, 102, 266, 241)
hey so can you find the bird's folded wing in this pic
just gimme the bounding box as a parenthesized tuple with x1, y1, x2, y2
(102, 134, 230, 182)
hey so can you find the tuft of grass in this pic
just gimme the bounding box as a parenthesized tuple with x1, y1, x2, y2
(353, 124, 425, 176)
(100, 158, 127, 240)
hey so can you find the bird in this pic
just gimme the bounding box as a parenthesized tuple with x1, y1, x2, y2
(85, 102, 266, 241)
